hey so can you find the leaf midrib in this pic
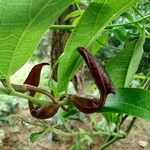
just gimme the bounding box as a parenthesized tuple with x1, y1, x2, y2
(113, 100, 150, 114)
(7, 0, 54, 75)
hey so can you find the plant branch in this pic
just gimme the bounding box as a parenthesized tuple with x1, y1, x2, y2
(11, 84, 58, 103)
(99, 137, 122, 150)
(96, 40, 123, 51)
(107, 15, 150, 28)
(49, 15, 150, 31)
(1, 79, 69, 107)
(50, 25, 75, 30)
(102, 116, 137, 150)
(125, 117, 137, 136)
(132, 6, 150, 22)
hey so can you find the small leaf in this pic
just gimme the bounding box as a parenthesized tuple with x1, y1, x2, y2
(30, 130, 47, 143)
(50, 80, 60, 98)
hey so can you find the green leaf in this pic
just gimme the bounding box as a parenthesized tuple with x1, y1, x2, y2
(100, 88, 150, 121)
(0, 0, 73, 79)
(50, 80, 60, 98)
(106, 30, 145, 88)
(58, 0, 137, 92)
(30, 130, 47, 143)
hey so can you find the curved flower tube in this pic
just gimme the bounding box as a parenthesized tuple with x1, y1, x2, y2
(24, 63, 59, 119)
(69, 47, 115, 114)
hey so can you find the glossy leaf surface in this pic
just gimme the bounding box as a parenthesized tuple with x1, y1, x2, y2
(0, 0, 73, 79)
(100, 88, 150, 121)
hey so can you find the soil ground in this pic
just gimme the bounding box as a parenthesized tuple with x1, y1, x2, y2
(0, 107, 150, 150)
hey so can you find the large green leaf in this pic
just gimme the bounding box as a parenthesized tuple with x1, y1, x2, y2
(100, 88, 150, 121)
(0, 0, 73, 79)
(57, 0, 137, 92)
(106, 30, 145, 88)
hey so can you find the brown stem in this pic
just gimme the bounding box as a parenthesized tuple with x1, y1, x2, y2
(11, 84, 58, 103)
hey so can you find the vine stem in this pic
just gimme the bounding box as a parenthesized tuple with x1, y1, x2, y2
(99, 138, 121, 150)
(11, 84, 58, 103)
(50, 25, 74, 30)
(132, 6, 150, 22)
(125, 117, 137, 135)
(49, 15, 150, 30)
(99, 117, 137, 150)
(9, 114, 125, 139)
(1, 78, 69, 107)
(52, 128, 124, 137)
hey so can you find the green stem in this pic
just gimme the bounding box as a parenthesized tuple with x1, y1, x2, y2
(145, 35, 150, 39)
(50, 25, 75, 30)
(132, 6, 150, 22)
(11, 90, 51, 106)
(107, 15, 150, 28)
(125, 117, 137, 136)
(11, 89, 68, 107)
(12, 84, 58, 103)
(142, 76, 150, 90)
(100, 117, 136, 150)
(50, 53, 64, 81)
(141, 72, 150, 90)
(48, 127, 124, 137)
(49, 15, 150, 30)
(99, 137, 122, 150)
(1, 78, 68, 107)
(6, 77, 14, 91)
(4, 77, 52, 106)
(96, 40, 123, 51)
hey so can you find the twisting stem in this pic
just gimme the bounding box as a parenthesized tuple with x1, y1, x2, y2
(12, 84, 58, 103)
(1, 78, 69, 107)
